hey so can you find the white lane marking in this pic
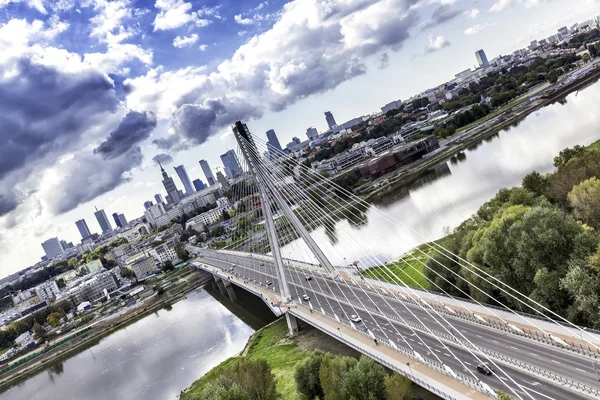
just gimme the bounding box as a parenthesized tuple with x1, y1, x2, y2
(551, 360, 560, 364)
(492, 340, 499, 344)
(510, 346, 518, 350)
(529, 352, 539, 357)
(520, 386, 557, 400)
(476, 334, 482, 338)
(576, 367, 586, 372)
(434, 349, 441, 353)
(463, 361, 471, 366)
(499, 377, 507, 381)
(444, 353, 451, 357)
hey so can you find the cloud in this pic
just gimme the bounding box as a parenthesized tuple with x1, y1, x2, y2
(94, 111, 157, 159)
(423, 4, 463, 29)
(198, 44, 208, 51)
(152, 153, 174, 165)
(464, 23, 492, 35)
(126, 0, 420, 151)
(489, 0, 514, 12)
(425, 35, 451, 54)
(378, 52, 390, 69)
(465, 8, 479, 18)
(0, 0, 46, 13)
(173, 33, 199, 48)
(153, 0, 213, 31)
(40, 147, 144, 215)
(234, 14, 254, 25)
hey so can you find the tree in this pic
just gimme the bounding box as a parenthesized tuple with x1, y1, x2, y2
(33, 321, 46, 340)
(121, 268, 135, 279)
(497, 391, 513, 400)
(162, 260, 175, 272)
(228, 359, 278, 400)
(320, 356, 357, 400)
(547, 70, 559, 84)
(55, 278, 66, 289)
(341, 356, 386, 400)
(175, 243, 190, 261)
(156, 286, 165, 296)
(195, 376, 249, 400)
(583, 53, 591, 63)
(46, 312, 62, 328)
(68, 257, 79, 270)
(522, 171, 548, 196)
(553, 145, 586, 169)
(295, 351, 327, 399)
(385, 373, 412, 400)
(222, 210, 231, 221)
(568, 177, 600, 229)
(211, 225, 226, 238)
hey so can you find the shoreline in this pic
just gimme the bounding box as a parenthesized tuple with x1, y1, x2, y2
(0, 271, 209, 393)
(362, 67, 600, 202)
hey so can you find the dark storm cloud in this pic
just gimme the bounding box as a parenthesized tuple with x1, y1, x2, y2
(0, 57, 119, 216)
(422, 5, 463, 30)
(152, 153, 174, 165)
(95, 111, 157, 159)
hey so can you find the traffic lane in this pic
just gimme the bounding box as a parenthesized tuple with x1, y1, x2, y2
(199, 253, 598, 386)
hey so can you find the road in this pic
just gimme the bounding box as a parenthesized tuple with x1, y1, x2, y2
(193, 248, 599, 400)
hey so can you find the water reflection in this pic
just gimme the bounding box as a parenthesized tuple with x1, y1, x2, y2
(281, 81, 600, 268)
(1, 290, 268, 400)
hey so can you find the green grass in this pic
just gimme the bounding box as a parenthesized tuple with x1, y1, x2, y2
(455, 96, 528, 134)
(587, 139, 600, 151)
(362, 243, 441, 289)
(181, 319, 306, 400)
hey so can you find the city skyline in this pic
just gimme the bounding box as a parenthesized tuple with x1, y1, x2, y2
(0, 0, 597, 277)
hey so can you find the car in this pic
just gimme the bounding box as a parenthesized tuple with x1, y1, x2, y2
(476, 363, 494, 376)
(350, 315, 362, 323)
(260, 262, 265, 266)
(266, 281, 272, 286)
(302, 294, 310, 301)
(305, 276, 312, 281)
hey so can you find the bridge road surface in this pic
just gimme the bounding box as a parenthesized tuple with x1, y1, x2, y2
(194, 249, 596, 400)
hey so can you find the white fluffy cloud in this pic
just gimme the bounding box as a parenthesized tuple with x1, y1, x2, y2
(0, 0, 46, 13)
(464, 23, 492, 35)
(425, 35, 451, 53)
(153, 0, 212, 31)
(234, 14, 254, 25)
(127, 0, 420, 150)
(173, 33, 199, 48)
(465, 8, 479, 18)
(198, 44, 208, 51)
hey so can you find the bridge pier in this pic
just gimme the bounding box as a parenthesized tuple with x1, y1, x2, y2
(214, 275, 227, 296)
(286, 313, 299, 336)
(225, 284, 237, 302)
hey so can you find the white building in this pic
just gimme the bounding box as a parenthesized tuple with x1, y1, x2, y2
(41, 237, 64, 259)
(149, 243, 177, 264)
(381, 100, 402, 114)
(34, 280, 61, 302)
(67, 270, 118, 304)
(124, 252, 159, 280)
(216, 197, 230, 208)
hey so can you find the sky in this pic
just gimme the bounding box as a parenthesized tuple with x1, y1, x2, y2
(0, 0, 598, 278)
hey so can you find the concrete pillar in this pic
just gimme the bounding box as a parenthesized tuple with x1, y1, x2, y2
(225, 284, 237, 302)
(286, 313, 299, 336)
(214, 276, 226, 295)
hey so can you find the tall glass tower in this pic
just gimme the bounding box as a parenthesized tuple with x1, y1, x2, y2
(159, 161, 181, 204)
(475, 49, 489, 68)
(94, 207, 112, 233)
(174, 165, 194, 195)
(266, 129, 283, 152)
(220, 150, 243, 178)
(75, 219, 92, 239)
(200, 159, 216, 186)
(324, 111, 337, 129)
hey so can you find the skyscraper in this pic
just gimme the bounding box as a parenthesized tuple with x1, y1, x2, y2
(112, 212, 123, 228)
(200, 160, 216, 186)
(159, 161, 181, 204)
(144, 200, 154, 210)
(325, 111, 337, 130)
(154, 194, 164, 204)
(42, 237, 64, 259)
(193, 179, 206, 191)
(75, 219, 92, 239)
(174, 165, 194, 195)
(220, 150, 242, 179)
(306, 127, 318, 140)
(94, 207, 112, 233)
(266, 129, 283, 153)
(118, 213, 127, 227)
(216, 171, 229, 188)
(475, 49, 489, 68)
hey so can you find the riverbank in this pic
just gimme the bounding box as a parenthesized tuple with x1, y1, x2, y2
(0, 268, 209, 393)
(181, 317, 440, 400)
(362, 66, 600, 202)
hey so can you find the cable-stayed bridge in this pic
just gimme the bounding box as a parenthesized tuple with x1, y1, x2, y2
(189, 121, 600, 400)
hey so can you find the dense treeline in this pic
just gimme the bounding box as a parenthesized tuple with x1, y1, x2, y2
(425, 143, 600, 328)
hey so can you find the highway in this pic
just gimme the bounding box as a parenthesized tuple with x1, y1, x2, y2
(193, 248, 599, 400)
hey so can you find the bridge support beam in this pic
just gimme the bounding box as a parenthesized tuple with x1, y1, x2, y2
(225, 284, 237, 302)
(214, 275, 227, 296)
(286, 313, 299, 336)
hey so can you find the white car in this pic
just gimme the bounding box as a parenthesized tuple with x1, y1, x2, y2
(302, 294, 310, 301)
(266, 281, 272, 286)
(350, 315, 362, 323)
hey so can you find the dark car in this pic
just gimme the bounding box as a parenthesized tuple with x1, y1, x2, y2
(476, 363, 493, 376)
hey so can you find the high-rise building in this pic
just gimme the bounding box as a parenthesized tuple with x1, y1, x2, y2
(94, 207, 112, 233)
(154, 194, 164, 204)
(42, 237, 64, 259)
(475, 49, 489, 68)
(75, 219, 92, 239)
(113, 212, 123, 228)
(325, 111, 337, 130)
(306, 127, 318, 140)
(558, 26, 568, 36)
(118, 213, 127, 227)
(144, 200, 154, 210)
(158, 161, 181, 204)
(220, 150, 242, 179)
(200, 160, 216, 186)
(216, 171, 229, 188)
(266, 129, 283, 153)
(174, 165, 194, 195)
(193, 179, 206, 191)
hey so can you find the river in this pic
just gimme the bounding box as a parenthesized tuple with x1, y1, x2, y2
(3, 82, 600, 400)
(0, 287, 275, 400)
(279, 81, 600, 267)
